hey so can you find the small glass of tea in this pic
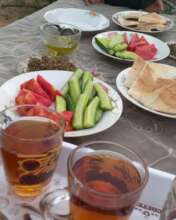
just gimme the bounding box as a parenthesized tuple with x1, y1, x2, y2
(0, 104, 65, 198)
(40, 23, 81, 57)
(41, 141, 149, 220)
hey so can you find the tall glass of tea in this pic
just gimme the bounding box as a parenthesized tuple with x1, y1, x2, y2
(41, 141, 149, 220)
(0, 105, 65, 198)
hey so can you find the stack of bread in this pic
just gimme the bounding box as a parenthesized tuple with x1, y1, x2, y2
(118, 12, 168, 32)
(125, 56, 176, 114)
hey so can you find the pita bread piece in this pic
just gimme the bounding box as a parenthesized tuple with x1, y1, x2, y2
(124, 56, 146, 88)
(139, 13, 167, 25)
(118, 16, 139, 27)
(128, 63, 176, 114)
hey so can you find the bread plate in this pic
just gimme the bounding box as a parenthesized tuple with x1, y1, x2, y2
(112, 10, 174, 34)
(92, 31, 170, 64)
(116, 67, 176, 118)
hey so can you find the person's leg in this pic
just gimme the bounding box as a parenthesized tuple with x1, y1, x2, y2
(104, 0, 155, 10)
(145, 0, 164, 13)
(85, 0, 104, 4)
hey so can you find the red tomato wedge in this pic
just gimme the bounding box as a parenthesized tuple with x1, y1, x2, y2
(37, 75, 62, 101)
(33, 92, 52, 106)
(20, 79, 50, 100)
(127, 33, 158, 60)
(23, 104, 64, 125)
(135, 44, 157, 60)
(129, 33, 140, 45)
(25, 104, 49, 117)
(61, 111, 74, 131)
(15, 89, 38, 106)
(129, 35, 148, 51)
(16, 88, 52, 107)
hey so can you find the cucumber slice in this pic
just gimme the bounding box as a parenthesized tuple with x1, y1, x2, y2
(65, 94, 75, 111)
(115, 51, 137, 60)
(109, 34, 124, 49)
(95, 37, 110, 52)
(74, 68, 83, 79)
(55, 96, 66, 113)
(73, 94, 89, 130)
(83, 79, 94, 101)
(114, 43, 128, 52)
(94, 83, 113, 111)
(95, 109, 103, 123)
(84, 96, 100, 128)
(61, 83, 69, 97)
(69, 76, 81, 105)
(81, 71, 93, 91)
(108, 49, 115, 55)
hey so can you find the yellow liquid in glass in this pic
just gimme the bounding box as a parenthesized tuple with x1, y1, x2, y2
(46, 43, 77, 56)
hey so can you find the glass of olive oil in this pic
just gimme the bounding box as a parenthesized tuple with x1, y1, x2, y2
(40, 23, 81, 56)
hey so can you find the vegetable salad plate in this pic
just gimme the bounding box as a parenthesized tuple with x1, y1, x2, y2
(112, 10, 174, 34)
(44, 8, 110, 32)
(0, 70, 123, 137)
(0, 142, 174, 219)
(116, 67, 176, 118)
(92, 31, 170, 64)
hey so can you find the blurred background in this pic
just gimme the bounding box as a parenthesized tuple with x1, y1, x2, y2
(0, 0, 55, 27)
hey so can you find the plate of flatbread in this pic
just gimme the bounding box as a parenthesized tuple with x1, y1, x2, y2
(112, 11, 174, 34)
(116, 56, 176, 118)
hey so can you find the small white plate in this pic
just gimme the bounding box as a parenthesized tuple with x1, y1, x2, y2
(44, 8, 110, 32)
(112, 10, 174, 34)
(0, 142, 174, 220)
(92, 31, 170, 64)
(0, 70, 123, 137)
(116, 67, 176, 118)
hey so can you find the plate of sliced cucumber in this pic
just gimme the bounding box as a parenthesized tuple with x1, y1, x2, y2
(0, 69, 123, 137)
(92, 31, 170, 63)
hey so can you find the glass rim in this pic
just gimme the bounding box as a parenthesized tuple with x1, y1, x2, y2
(0, 104, 65, 142)
(40, 23, 82, 37)
(68, 140, 149, 199)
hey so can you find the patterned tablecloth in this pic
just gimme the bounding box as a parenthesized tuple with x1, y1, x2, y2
(0, 0, 176, 219)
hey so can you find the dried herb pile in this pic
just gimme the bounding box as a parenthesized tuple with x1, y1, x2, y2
(27, 56, 76, 72)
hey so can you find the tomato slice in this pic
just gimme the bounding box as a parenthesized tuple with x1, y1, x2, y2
(20, 79, 50, 100)
(15, 89, 37, 105)
(37, 75, 62, 101)
(135, 44, 157, 60)
(61, 111, 74, 131)
(16, 88, 52, 107)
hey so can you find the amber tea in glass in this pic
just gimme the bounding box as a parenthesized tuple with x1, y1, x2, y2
(0, 105, 65, 198)
(68, 141, 149, 220)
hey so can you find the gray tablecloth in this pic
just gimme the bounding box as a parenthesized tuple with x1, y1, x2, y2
(0, 0, 176, 174)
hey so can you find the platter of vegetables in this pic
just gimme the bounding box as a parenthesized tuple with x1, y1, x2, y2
(0, 69, 123, 137)
(92, 31, 170, 63)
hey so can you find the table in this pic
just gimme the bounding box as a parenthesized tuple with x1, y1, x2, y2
(0, 0, 176, 174)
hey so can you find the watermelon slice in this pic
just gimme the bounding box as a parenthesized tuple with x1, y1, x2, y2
(135, 44, 158, 60)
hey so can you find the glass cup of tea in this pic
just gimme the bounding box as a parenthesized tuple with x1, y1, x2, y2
(40, 23, 81, 57)
(0, 104, 65, 198)
(40, 141, 149, 220)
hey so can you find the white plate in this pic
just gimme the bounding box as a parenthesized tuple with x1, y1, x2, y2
(0, 70, 123, 137)
(44, 8, 110, 32)
(116, 67, 176, 118)
(92, 31, 170, 64)
(112, 10, 174, 34)
(0, 141, 174, 220)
